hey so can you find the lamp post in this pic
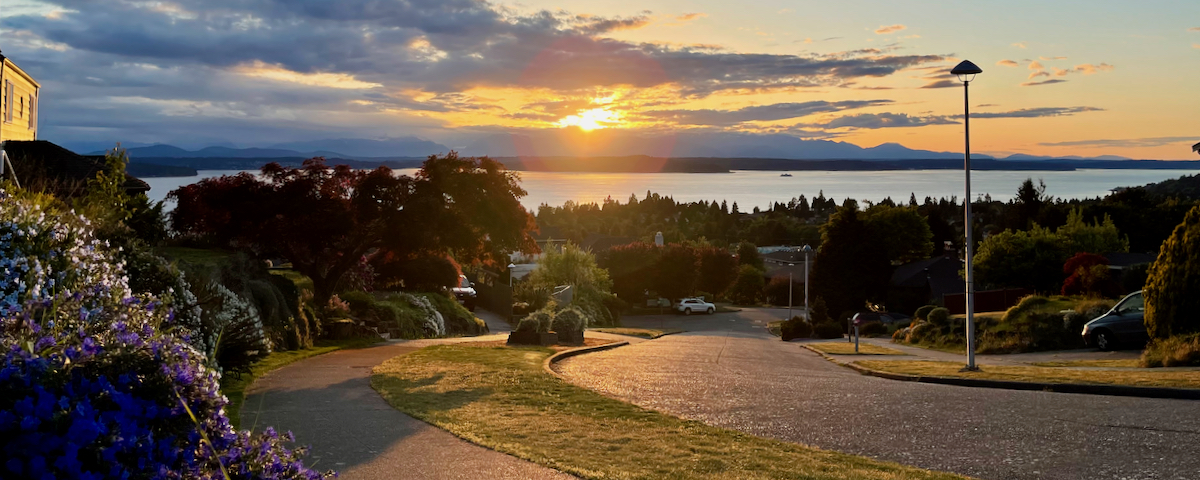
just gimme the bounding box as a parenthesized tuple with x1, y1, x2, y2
(802, 244, 812, 321)
(508, 263, 517, 322)
(951, 60, 982, 372)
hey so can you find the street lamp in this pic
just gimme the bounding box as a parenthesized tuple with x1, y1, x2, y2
(508, 263, 517, 322)
(951, 59, 982, 371)
(801, 245, 813, 321)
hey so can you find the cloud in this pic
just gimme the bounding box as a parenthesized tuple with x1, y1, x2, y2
(1073, 63, 1114, 74)
(677, 13, 706, 21)
(1194, 43, 1200, 49)
(972, 106, 1103, 118)
(811, 112, 955, 129)
(920, 79, 960, 89)
(1020, 79, 1068, 87)
(996, 59, 1019, 67)
(576, 15, 653, 34)
(1039, 136, 1196, 148)
(1190, 27, 1200, 32)
(1012, 42, 1028, 48)
(638, 100, 892, 126)
(976, 104, 999, 107)
(874, 24, 906, 34)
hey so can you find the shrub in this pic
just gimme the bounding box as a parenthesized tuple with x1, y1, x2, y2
(525, 310, 554, 333)
(339, 290, 376, 314)
(891, 327, 908, 342)
(809, 296, 830, 324)
(906, 322, 937, 343)
(553, 307, 586, 333)
(927, 307, 951, 328)
(729, 264, 765, 305)
(813, 322, 844, 339)
(1140, 333, 1200, 367)
(1145, 206, 1200, 340)
(781, 317, 813, 341)
(418, 292, 486, 336)
(895, 321, 912, 330)
(858, 321, 888, 337)
(0, 187, 331, 479)
(516, 317, 540, 333)
(913, 305, 936, 321)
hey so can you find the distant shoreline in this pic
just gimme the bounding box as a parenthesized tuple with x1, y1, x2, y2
(129, 155, 1200, 178)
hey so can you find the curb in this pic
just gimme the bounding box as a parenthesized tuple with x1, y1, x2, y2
(543, 341, 630, 378)
(801, 345, 1200, 400)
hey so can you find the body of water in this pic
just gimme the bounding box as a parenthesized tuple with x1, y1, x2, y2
(144, 168, 1197, 211)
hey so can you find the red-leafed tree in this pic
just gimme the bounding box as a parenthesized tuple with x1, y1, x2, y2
(169, 153, 536, 304)
(1061, 253, 1118, 297)
(695, 245, 739, 297)
(597, 242, 661, 302)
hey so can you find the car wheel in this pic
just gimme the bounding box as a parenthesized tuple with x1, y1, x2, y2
(707, 307, 715, 315)
(1095, 330, 1117, 351)
(684, 308, 692, 316)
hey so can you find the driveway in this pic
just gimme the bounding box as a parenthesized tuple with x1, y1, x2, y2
(556, 308, 1200, 480)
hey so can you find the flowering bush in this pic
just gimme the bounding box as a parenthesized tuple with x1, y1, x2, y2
(1, 188, 331, 479)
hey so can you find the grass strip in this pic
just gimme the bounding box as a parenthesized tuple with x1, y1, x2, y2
(809, 342, 908, 356)
(371, 344, 968, 480)
(591, 327, 684, 339)
(1031, 359, 1141, 368)
(857, 360, 1200, 389)
(223, 337, 382, 429)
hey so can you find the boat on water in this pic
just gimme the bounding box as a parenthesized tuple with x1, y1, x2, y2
(780, 173, 793, 177)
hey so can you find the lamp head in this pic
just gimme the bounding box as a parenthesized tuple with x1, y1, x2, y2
(951, 60, 982, 83)
(801, 244, 813, 254)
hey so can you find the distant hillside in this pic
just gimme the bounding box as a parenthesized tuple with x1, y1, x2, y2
(1143, 173, 1200, 200)
(267, 137, 450, 157)
(125, 163, 198, 177)
(130, 156, 425, 172)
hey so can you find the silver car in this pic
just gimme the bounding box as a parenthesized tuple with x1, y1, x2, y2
(1081, 291, 1148, 351)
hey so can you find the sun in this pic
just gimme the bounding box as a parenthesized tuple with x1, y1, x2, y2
(557, 107, 622, 131)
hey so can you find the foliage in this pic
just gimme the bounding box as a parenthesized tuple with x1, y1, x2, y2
(735, 241, 763, 271)
(169, 154, 536, 305)
(811, 206, 891, 316)
(552, 307, 586, 333)
(809, 296, 830, 324)
(973, 225, 1071, 292)
(1058, 208, 1129, 255)
(813, 322, 844, 339)
(763, 274, 803, 306)
(926, 307, 951, 328)
(859, 321, 888, 337)
(528, 243, 617, 326)
(913, 304, 936, 321)
(597, 241, 659, 302)
(0, 187, 330, 479)
(418, 292, 486, 336)
(729, 264, 765, 305)
(373, 252, 460, 291)
(653, 243, 698, 300)
(524, 310, 554, 334)
(1060, 253, 1118, 297)
(1145, 205, 1200, 340)
(695, 245, 739, 298)
(862, 204, 934, 264)
(780, 316, 813, 341)
(1140, 333, 1200, 367)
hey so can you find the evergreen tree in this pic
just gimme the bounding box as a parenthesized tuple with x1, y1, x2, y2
(1144, 206, 1200, 339)
(811, 206, 891, 317)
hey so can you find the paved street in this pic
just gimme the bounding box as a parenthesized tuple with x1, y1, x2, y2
(241, 313, 576, 480)
(556, 309, 1200, 480)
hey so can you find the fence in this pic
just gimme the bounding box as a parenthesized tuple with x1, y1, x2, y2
(943, 288, 1033, 315)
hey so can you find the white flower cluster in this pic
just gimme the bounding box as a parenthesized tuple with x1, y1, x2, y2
(398, 292, 445, 337)
(1, 189, 130, 315)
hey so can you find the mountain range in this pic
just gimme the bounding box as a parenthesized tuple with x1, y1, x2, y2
(77, 133, 1140, 162)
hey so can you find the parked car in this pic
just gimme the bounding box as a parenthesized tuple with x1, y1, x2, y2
(452, 275, 477, 312)
(675, 297, 715, 315)
(1082, 290, 1148, 351)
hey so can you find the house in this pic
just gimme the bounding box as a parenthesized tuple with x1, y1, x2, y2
(2, 140, 150, 196)
(0, 50, 39, 142)
(888, 254, 965, 314)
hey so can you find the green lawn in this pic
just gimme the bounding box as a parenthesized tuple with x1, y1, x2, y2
(591, 327, 684, 339)
(808, 342, 908, 356)
(1030, 359, 1141, 368)
(856, 360, 1200, 390)
(223, 337, 382, 429)
(371, 345, 968, 480)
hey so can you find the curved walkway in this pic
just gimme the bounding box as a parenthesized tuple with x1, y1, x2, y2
(240, 312, 576, 480)
(555, 309, 1200, 480)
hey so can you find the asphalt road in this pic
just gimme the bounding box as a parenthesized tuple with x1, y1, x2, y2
(556, 308, 1200, 480)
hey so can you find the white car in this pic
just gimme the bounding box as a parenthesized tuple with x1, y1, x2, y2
(675, 297, 716, 315)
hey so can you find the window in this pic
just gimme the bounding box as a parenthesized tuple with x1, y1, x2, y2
(28, 94, 35, 129)
(18, 96, 23, 119)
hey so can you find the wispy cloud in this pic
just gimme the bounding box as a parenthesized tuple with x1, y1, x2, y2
(996, 59, 1019, 67)
(1189, 27, 1200, 32)
(638, 100, 892, 126)
(1038, 56, 1067, 60)
(814, 112, 953, 129)
(1012, 41, 1028, 48)
(972, 106, 1103, 118)
(677, 13, 707, 21)
(1039, 136, 1196, 148)
(1021, 79, 1068, 87)
(920, 79, 959, 89)
(1073, 63, 1115, 74)
(874, 24, 906, 34)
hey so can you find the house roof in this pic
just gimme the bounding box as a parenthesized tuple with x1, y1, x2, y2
(3, 140, 150, 194)
(1104, 252, 1156, 268)
(580, 233, 635, 252)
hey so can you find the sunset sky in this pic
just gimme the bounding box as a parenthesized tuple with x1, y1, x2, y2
(2, 0, 1198, 158)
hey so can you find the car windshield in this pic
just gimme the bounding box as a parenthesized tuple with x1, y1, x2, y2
(459, 276, 470, 288)
(1117, 293, 1144, 315)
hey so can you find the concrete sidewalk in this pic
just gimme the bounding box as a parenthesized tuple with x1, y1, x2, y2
(241, 309, 576, 480)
